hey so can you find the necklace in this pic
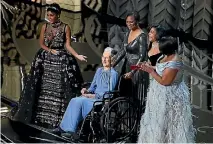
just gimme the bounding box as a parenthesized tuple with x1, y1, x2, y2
(50, 20, 61, 28)
(152, 42, 158, 48)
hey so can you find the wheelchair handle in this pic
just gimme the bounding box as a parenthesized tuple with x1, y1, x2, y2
(117, 75, 126, 92)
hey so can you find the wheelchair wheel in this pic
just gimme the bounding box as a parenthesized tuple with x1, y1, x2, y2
(100, 97, 139, 141)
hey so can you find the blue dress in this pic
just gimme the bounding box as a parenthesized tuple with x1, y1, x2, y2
(60, 67, 118, 132)
(138, 61, 195, 143)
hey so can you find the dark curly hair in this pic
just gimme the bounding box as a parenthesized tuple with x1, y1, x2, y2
(47, 3, 61, 15)
(148, 24, 166, 51)
(159, 36, 178, 55)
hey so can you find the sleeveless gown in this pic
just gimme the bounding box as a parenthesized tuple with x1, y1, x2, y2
(10, 21, 83, 128)
(137, 61, 195, 143)
(148, 53, 162, 66)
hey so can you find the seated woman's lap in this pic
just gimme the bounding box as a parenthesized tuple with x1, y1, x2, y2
(70, 96, 96, 118)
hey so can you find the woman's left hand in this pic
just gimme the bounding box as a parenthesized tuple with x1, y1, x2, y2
(77, 55, 87, 62)
(140, 64, 155, 74)
(124, 72, 133, 79)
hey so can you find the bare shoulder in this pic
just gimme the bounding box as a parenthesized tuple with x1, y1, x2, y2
(65, 24, 71, 30)
(41, 23, 47, 29)
(136, 28, 143, 35)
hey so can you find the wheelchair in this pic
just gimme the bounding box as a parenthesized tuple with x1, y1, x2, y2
(77, 76, 140, 143)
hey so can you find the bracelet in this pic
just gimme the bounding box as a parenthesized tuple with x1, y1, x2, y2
(130, 71, 135, 75)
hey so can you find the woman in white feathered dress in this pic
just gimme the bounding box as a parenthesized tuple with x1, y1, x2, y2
(137, 36, 195, 143)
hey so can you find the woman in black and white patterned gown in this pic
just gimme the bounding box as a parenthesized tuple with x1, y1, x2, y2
(10, 3, 87, 128)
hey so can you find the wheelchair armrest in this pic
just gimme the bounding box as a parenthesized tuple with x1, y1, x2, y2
(93, 100, 104, 106)
(91, 90, 120, 108)
(91, 100, 105, 112)
(104, 90, 119, 94)
(103, 90, 120, 99)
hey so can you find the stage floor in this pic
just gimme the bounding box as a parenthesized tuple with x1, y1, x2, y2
(1, 107, 213, 143)
(1, 117, 72, 143)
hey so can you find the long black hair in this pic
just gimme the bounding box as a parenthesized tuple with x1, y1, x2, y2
(148, 24, 165, 51)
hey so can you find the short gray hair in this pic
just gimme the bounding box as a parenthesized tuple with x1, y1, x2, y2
(104, 47, 113, 55)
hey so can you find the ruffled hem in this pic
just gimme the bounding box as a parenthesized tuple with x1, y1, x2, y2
(137, 80, 195, 143)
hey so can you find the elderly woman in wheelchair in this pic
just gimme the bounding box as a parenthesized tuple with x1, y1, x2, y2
(50, 47, 119, 140)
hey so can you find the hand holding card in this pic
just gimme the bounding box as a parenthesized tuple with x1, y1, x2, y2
(140, 64, 155, 73)
(130, 65, 140, 70)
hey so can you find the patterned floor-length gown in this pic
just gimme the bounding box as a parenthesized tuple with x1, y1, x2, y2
(138, 61, 195, 143)
(11, 21, 83, 128)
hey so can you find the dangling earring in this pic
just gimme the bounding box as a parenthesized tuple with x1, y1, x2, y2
(57, 15, 60, 22)
(57, 14, 60, 19)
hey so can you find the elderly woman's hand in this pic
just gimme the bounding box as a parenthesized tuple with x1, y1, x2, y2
(83, 94, 95, 99)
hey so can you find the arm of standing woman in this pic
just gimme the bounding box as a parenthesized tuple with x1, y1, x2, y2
(140, 64, 178, 86)
(125, 33, 147, 79)
(65, 25, 87, 62)
(112, 32, 129, 67)
(150, 68, 178, 86)
(112, 48, 126, 67)
(138, 33, 148, 62)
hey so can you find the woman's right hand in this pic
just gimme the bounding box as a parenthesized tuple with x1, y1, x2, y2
(124, 72, 133, 79)
(76, 55, 87, 62)
(81, 88, 87, 95)
(139, 63, 155, 74)
(50, 49, 59, 55)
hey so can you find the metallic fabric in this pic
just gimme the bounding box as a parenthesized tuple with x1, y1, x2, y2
(113, 31, 149, 116)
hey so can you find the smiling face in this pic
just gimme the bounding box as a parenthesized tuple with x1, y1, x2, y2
(47, 11, 58, 23)
(126, 15, 137, 30)
(148, 27, 157, 42)
(102, 51, 111, 68)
